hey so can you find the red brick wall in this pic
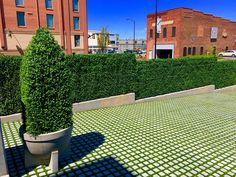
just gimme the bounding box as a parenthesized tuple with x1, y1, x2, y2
(147, 8, 236, 59)
(179, 9, 236, 56)
(0, 0, 88, 55)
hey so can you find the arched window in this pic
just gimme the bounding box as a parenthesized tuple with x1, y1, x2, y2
(172, 27, 176, 37)
(192, 47, 196, 55)
(163, 27, 167, 38)
(188, 47, 192, 55)
(200, 47, 204, 55)
(183, 47, 187, 56)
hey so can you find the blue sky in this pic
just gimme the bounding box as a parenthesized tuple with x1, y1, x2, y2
(87, 0, 236, 39)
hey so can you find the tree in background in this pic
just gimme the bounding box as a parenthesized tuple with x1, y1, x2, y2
(97, 26, 110, 53)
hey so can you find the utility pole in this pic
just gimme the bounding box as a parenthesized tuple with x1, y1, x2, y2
(154, 0, 158, 59)
(127, 18, 136, 50)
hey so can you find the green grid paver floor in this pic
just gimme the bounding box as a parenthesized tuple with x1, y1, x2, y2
(2, 90, 236, 177)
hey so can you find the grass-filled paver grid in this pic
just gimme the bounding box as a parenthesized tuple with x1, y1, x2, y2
(2, 90, 236, 177)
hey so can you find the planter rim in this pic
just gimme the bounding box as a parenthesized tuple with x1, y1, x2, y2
(23, 126, 73, 142)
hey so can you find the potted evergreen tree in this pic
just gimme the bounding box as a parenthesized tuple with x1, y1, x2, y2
(20, 28, 73, 166)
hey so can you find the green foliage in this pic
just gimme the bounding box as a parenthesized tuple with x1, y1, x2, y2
(0, 56, 21, 115)
(67, 53, 136, 102)
(97, 26, 110, 53)
(135, 57, 218, 99)
(1, 54, 236, 117)
(214, 60, 236, 88)
(20, 28, 73, 136)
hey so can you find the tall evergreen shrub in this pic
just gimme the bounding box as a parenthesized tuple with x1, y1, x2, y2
(20, 28, 73, 136)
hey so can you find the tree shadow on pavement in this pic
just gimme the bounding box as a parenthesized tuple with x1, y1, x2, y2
(60, 132, 105, 168)
(5, 132, 105, 176)
(60, 156, 135, 177)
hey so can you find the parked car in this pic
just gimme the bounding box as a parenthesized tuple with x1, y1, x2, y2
(124, 49, 138, 54)
(218, 50, 236, 57)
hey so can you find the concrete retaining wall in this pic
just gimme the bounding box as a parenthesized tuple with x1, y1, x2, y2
(136, 85, 215, 103)
(0, 123, 9, 177)
(215, 85, 236, 93)
(0, 113, 22, 123)
(72, 93, 135, 113)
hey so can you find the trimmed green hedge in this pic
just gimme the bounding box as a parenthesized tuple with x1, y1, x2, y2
(213, 60, 236, 88)
(67, 53, 136, 102)
(1, 54, 236, 116)
(0, 56, 21, 116)
(135, 56, 218, 99)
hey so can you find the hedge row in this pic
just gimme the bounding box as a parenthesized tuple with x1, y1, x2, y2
(0, 56, 22, 116)
(67, 53, 136, 102)
(135, 56, 216, 99)
(1, 54, 236, 116)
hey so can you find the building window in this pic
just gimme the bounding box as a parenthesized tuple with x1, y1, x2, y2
(200, 47, 204, 55)
(212, 46, 216, 55)
(73, 0, 79, 11)
(172, 27, 176, 37)
(17, 12, 25, 27)
(163, 27, 167, 38)
(188, 47, 192, 55)
(183, 47, 187, 56)
(16, 0, 23, 6)
(73, 17, 79, 30)
(74, 35, 80, 47)
(150, 29, 153, 38)
(92, 34, 95, 39)
(45, 0, 52, 9)
(47, 14, 54, 28)
(192, 47, 196, 55)
(156, 33, 159, 38)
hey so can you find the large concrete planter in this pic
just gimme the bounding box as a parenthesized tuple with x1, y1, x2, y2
(23, 126, 72, 156)
(22, 126, 72, 168)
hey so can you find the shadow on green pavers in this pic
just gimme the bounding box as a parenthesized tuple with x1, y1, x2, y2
(61, 157, 135, 177)
(5, 132, 105, 176)
(60, 132, 105, 168)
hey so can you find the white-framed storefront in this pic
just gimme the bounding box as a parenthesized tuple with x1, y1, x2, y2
(149, 44, 175, 59)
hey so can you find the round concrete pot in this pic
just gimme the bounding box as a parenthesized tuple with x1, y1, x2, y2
(23, 126, 72, 156)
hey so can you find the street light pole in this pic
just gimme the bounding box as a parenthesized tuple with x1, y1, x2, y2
(127, 18, 136, 51)
(154, 0, 158, 59)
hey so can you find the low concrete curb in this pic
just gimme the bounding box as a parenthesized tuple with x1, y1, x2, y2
(0, 93, 136, 122)
(1, 84, 236, 122)
(0, 122, 9, 177)
(215, 85, 236, 93)
(0, 113, 22, 123)
(136, 85, 215, 103)
(73, 93, 135, 113)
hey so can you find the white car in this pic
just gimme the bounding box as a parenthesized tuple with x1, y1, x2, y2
(218, 50, 236, 57)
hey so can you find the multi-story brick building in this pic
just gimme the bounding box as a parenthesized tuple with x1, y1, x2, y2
(146, 8, 236, 59)
(0, 0, 88, 55)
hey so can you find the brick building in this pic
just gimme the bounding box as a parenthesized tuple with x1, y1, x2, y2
(0, 0, 88, 55)
(146, 8, 236, 59)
